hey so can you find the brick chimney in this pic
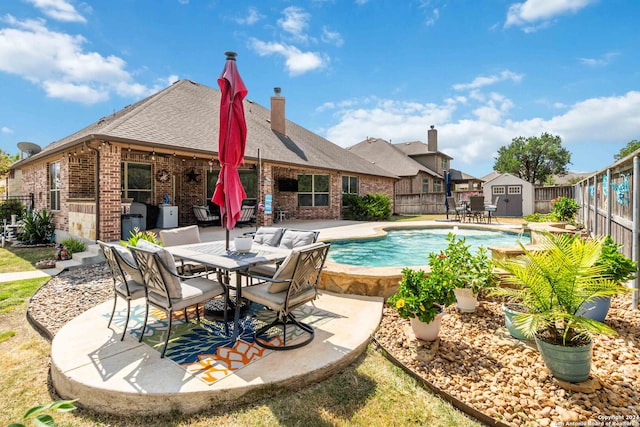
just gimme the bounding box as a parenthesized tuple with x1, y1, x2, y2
(427, 125, 437, 152)
(270, 87, 285, 135)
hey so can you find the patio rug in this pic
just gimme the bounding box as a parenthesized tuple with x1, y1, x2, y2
(106, 301, 337, 385)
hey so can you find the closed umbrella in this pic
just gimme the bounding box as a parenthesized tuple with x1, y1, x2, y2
(212, 51, 248, 249)
(444, 171, 452, 219)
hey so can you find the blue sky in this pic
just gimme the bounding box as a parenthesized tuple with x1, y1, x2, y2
(1, 0, 639, 178)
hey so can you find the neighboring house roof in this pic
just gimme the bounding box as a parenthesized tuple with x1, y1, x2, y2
(482, 172, 532, 186)
(393, 140, 453, 159)
(449, 168, 479, 181)
(16, 80, 396, 179)
(480, 171, 501, 182)
(347, 138, 441, 178)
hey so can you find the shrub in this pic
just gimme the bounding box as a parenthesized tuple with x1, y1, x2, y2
(343, 193, 391, 221)
(61, 238, 86, 256)
(121, 227, 162, 247)
(17, 208, 55, 245)
(550, 196, 580, 222)
(0, 199, 24, 222)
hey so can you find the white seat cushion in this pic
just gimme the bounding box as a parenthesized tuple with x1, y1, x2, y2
(159, 225, 201, 247)
(253, 227, 284, 247)
(147, 277, 224, 311)
(278, 230, 316, 249)
(242, 282, 317, 312)
(115, 280, 146, 299)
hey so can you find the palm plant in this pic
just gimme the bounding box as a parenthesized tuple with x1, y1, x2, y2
(493, 232, 629, 345)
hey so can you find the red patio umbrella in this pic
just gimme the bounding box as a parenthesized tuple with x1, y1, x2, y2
(212, 51, 248, 249)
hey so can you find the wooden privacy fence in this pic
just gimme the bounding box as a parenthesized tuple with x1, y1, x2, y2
(575, 152, 640, 309)
(395, 193, 447, 215)
(534, 186, 574, 213)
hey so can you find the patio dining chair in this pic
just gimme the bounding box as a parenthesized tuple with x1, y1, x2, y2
(468, 196, 486, 223)
(97, 241, 146, 341)
(242, 242, 330, 350)
(247, 228, 320, 280)
(159, 225, 209, 275)
(129, 241, 229, 358)
(446, 196, 466, 221)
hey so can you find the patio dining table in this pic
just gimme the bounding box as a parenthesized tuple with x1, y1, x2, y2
(167, 240, 291, 341)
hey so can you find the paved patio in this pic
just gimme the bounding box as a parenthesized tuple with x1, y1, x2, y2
(50, 219, 523, 415)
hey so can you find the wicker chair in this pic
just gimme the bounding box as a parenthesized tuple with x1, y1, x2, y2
(192, 205, 220, 227)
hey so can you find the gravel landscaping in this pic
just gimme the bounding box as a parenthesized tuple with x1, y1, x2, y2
(373, 296, 640, 426)
(27, 264, 640, 426)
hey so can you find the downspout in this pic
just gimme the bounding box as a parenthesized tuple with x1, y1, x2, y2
(85, 142, 100, 241)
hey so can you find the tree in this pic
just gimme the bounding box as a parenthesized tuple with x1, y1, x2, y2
(0, 150, 13, 179)
(614, 140, 640, 161)
(493, 133, 571, 185)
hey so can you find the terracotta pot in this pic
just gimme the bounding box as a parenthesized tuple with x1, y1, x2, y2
(410, 311, 445, 341)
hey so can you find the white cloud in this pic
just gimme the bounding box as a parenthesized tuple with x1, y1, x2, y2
(425, 8, 440, 26)
(505, 0, 596, 30)
(321, 91, 640, 175)
(355, 0, 369, 4)
(236, 7, 263, 25)
(321, 26, 343, 46)
(26, 0, 86, 23)
(453, 70, 523, 91)
(0, 16, 156, 104)
(578, 51, 620, 67)
(278, 6, 311, 42)
(1, 126, 13, 134)
(249, 39, 327, 75)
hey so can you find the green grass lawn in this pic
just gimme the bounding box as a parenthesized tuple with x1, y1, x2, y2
(0, 233, 484, 426)
(0, 246, 56, 273)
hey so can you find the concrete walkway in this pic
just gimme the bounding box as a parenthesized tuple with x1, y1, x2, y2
(0, 268, 61, 283)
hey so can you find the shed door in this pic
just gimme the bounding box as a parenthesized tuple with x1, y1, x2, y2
(491, 186, 507, 216)
(503, 185, 523, 217)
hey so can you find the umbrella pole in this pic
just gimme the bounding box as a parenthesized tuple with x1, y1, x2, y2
(226, 228, 230, 250)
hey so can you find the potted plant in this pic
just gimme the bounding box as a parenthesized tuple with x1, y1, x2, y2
(492, 232, 631, 383)
(434, 233, 497, 313)
(387, 267, 456, 341)
(579, 235, 637, 322)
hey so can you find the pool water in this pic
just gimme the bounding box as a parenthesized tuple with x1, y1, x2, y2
(327, 227, 530, 267)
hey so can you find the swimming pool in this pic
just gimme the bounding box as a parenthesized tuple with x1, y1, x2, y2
(327, 227, 530, 267)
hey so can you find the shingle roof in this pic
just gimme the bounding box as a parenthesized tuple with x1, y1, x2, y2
(347, 138, 440, 178)
(23, 80, 396, 178)
(393, 140, 453, 159)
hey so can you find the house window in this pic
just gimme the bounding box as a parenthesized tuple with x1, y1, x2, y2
(508, 186, 522, 194)
(441, 158, 447, 170)
(456, 182, 469, 191)
(49, 161, 60, 211)
(433, 179, 443, 192)
(121, 162, 152, 203)
(298, 174, 329, 207)
(422, 179, 429, 193)
(493, 186, 506, 195)
(342, 176, 358, 194)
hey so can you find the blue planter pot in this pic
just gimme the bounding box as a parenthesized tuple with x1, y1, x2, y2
(578, 297, 611, 323)
(503, 303, 528, 340)
(535, 336, 592, 383)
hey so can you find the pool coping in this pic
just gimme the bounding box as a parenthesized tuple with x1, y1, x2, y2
(317, 221, 528, 298)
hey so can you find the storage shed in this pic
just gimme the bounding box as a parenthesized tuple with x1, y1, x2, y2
(481, 173, 534, 217)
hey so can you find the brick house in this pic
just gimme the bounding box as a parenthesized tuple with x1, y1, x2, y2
(12, 79, 397, 242)
(348, 126, 480, 214)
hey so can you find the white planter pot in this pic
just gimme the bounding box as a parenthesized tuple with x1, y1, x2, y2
(454, 288, 478, 313)
(410, 311, 445, 341)
(233, 236, 253, 252)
